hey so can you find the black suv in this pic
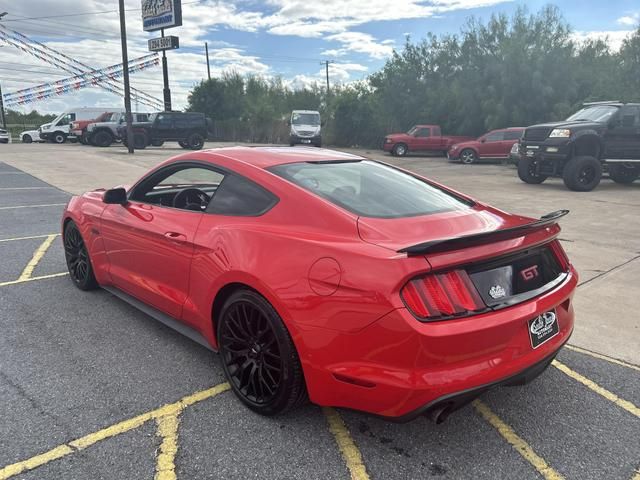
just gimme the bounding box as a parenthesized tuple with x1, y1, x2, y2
(119, 111, 211, 150)
(517, 102, 640, 191)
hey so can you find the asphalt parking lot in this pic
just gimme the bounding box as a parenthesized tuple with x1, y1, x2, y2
(0, 146, 639, 480)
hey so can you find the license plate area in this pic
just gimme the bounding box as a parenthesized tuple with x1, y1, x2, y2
(301, 139, 311, 144)
(528, 310, 559, 348)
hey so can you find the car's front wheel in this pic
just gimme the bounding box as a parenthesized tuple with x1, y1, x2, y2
(517, 157, 548, 184)
(392, 143, 408, 157)
(64, 221, 98, 291)
(218, 289, 307, 416)
(563, 156, 601, 192)
(460, 149, 477, 164)
(92, 130, 114, 147)
(608, 163, 639, 184)
(22, 135, 33, 144)
(52, 132, 67, 144)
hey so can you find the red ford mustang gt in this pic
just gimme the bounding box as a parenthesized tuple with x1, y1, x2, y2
(62, 146, 577, 422)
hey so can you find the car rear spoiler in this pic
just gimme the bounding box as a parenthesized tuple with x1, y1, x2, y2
(398, 210, 569, 256)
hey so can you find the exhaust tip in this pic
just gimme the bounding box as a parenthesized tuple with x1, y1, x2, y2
(426, 404, 452, 424)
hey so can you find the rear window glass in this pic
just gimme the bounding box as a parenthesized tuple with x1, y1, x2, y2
(207, 174, 278, 216)
(269, 160, 472, 218)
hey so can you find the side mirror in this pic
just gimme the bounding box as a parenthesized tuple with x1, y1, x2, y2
(480, 138, 486, 143)
(103, 188, 128, 205)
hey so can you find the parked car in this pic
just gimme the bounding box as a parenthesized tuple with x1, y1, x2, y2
(518, 101, 640, 191)
(118, 111, 210, 150)
(0, 128, 8, 144)
(40, 107, 120, 143)
(448, 127, 524, 164)
(289, 110, 322, 147)
(70, 111, 120, 144)
(87, 112, 150, 147)
(62, 146, 576, 422)
(20, 130, 44, 143)
(383, 125, 474, 157)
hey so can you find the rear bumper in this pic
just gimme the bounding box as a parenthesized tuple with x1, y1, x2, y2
(300, 266, 577, 420)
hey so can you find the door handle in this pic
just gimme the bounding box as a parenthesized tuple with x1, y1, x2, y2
(164, 231, 187, 242)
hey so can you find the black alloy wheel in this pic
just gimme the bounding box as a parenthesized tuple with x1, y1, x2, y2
(218, 289, 307, 415)
(64, 221, 98, 291)
(517, 156, 548, 184)
(563, 156, 602, 192)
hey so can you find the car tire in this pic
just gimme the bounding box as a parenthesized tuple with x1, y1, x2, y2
(460, 149, 477, 164)
(178, 140, 188, 149)
(93, 130, 114, 148)
(217, 289, 307, 416)
(22, 135, 33, 144)
(151, 140, 164, 147)
(133, 133, 147, 149)
(517, 157, 548, 184)
(563, 156, 602, 192)
(52, 132, 67, 144)
(392, 143, 408, 157)
(63, 221, 99, 291)
(187, 133, 205, 150)
(608, 163, 639, 184)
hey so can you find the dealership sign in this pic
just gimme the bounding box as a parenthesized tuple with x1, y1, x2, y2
(141, 0, 182, 32)
(148, 36, 179, 52)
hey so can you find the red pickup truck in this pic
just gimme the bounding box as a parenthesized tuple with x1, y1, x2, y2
(70, 112, 115, 144)
(383, 125, 474, 157)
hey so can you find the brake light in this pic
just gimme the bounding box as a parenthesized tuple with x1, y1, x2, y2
(549, 240, 570, 271)
(401, 269, 485, 320)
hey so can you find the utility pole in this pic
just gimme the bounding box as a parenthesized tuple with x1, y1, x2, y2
(118, 0, 134, 153)
(321, 60, 335, 96)
(205, 42, 211, 80)
(0, 13, 7, 130)
(161, 28, 172, 111)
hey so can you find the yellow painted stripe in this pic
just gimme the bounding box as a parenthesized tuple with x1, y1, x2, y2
(473, 400, 565, 480)
(323, 407, 370, 480)
(0, 272, 68, 287)
(0, 383, 230, 480)
(631, 467, 640, 480)
(552, 360, 640, 418)
(565, 344, 640, 372)
(18, 234, 57, 281)
(0, 203, 66, 210)
(155, 414, 180, 480)
(0, 233, 60, 243)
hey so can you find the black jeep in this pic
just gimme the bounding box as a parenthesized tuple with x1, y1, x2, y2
(119, 111, 211, 150)
(517, 102, 640, 191)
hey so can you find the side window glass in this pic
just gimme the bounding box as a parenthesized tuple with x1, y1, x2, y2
(156, 114, 172, 128)
(415, 128, 430, 138)
(131, 165, 225, 210)
(503, 131, 523, 140)
(208, 174, 278, 216)
(620, 106, 640, 128)
(485, 132, 504, 142)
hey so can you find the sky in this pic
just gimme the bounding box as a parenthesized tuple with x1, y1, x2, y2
(0, 0, 638, 115)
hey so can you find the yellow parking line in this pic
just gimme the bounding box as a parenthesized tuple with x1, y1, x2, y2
(0, 233, 60, 243)
(565, 345, 640, 372)
(0, 383, 230, 480)
(155, 414, 180, 480)
(0, 203, 66, 210)
(552, 360, 640, 418)
(18, 234, 57, 281)
(473, 400, 565, 480)
(323, 407, 370, 480)
(631, 467, 640, 480)
(0, 272, 68, 287)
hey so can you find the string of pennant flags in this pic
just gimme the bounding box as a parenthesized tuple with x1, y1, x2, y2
(0, 25, 164, 110)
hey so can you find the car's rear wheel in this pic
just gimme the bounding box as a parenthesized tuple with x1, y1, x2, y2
(563, 155, 601, 192)
(133, 133, 148, 149)
(392, 143, 408, 157)
(218, 289, 307, 416)
(22, 135, 33, 144)
(151, 140, 164, 147)
(178, 140, 188, 148)
(460, 149, 477, 164)
(93, 130, 114, 147)
(608, 163, 639, 184)
(187, 133, 205, 150)
(64, 221, 98, 291)
(517, 157, 548, 184)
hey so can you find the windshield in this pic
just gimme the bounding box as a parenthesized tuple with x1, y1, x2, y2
(292, 113, 320, 126)
(269, 160, 472, 218)
(566, 105, 618, 122)
(407, 126, 418, 135)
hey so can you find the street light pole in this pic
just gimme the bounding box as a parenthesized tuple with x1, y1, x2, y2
(205, 41, 211, 80)
(118, 0, 134, 153)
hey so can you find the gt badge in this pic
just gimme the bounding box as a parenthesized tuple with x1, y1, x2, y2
(488, 285, 506, 299)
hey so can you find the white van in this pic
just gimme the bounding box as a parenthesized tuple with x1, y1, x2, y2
(289, 110, 322, 147)
(40, 107, 123, 143)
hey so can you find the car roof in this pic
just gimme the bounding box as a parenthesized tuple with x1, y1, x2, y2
(201, 146, 364, 169)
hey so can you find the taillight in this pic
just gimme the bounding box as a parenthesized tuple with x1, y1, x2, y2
(549, 240, 570, 271)
(401, 269, 485, 320)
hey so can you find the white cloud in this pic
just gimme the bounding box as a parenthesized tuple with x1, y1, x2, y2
(617, 13, 639, 27)
(325, 31, 394, 59)
(571, 30, 635, 52)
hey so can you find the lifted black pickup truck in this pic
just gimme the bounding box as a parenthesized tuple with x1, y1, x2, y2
(517, 102, 640, 191)
(119, 111, 211, 150)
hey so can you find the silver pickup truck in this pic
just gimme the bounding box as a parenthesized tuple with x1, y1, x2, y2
(86, 112, 150, 147)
